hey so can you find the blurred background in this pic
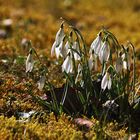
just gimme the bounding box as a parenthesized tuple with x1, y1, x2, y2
(0, 0, 140, 62)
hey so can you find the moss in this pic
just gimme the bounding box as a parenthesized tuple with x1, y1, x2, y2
(0, 0, 139, 139)
(0, 114, 129, 139)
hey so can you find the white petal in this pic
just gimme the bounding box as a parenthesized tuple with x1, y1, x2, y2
(90, 35, 102, 55)
(58, 41, 63, 57)
(123, 61, 127, 69)
(107, 76, 112, 90)
(122, 53, 131, 70)
(26, 62, 34, 72)
(55, 47, 60, 59)
(123, 61, 130, 70)
(104, 42, 110, 62)
(55, 27, 64, 46)
(55, 39, 67, 59)
(65, 41, 70, 54)
(69, 64, 74, 73)
(55, 41, 64, 59)
(121, 53, 125, 60)
(101, 72, 108, 90)
(99, 46, 103, 64)
(51, 41, 57, 57)
(99, 42, 110, 64)
(37, 75, 46, 91)
(62, 56, 71, 73)
(26, 54, 34, 73)
(72, 41, 81, 61)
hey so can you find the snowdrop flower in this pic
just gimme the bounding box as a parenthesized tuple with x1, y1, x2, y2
(115, 56, 123, 73)
(55, 23, 65, 46)
(37, 75, 46, 91)
(99, 41, 110, 64)
(89, 33, 102, 55)
(51, 24, 65, 57)
(62, 54, 73, 73)
(121, 53, 131, 70)
(51, 41, 57, 57)
(72, 41, 81, 60)
(64, 41, 70, 53)
(101, 72, 112, 90)
(26, 51, 34, 73)
(55, 36, 67, 59)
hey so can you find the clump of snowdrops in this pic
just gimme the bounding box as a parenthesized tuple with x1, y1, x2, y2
(25, 19, 140, 126)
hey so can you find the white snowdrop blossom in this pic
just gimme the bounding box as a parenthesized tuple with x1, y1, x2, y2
(55, 24, 65, 46)
(51, 24, 65, 57)
(51, 41, 57, 57)
(115, 56, 123, 73)
(121, 53, 131, 70)
(26, 52, 34, 73)
(55, 37, 67, 59)
(60, 40, 70, 58)
(101, 72, 112, 90)
(37, 75, 46, 91)
(99, 41, 110, 64)
(72, 41, 81, 60)
(64, 41, 70, 54)
(62, 54, 73, 73)
(89, 34, 102, 55)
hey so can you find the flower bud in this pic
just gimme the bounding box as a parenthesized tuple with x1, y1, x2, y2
(62, 54, 73, 73)
(101, 72, 112, 90)
(37, 75, 46, 91)
(25, 51, 34, 73)
(99, 41, 110, 64)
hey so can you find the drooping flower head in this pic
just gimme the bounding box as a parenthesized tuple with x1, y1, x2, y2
(121, 48, 131, 70)
(62, 53, 73, 73)
(55, 36, 67, 59)
(55, 23, 65, 47)
(26, 49, 34, 73)
(51, 23, 65, 57)
(72, 40, 81, 61)
(101, 71, 112, 90)
(37, 75, 46, 91)
(99, 40, 110, 64)
(89, 33, 102, 56)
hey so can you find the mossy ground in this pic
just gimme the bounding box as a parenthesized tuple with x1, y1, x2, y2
(0, 0, 140, 139)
